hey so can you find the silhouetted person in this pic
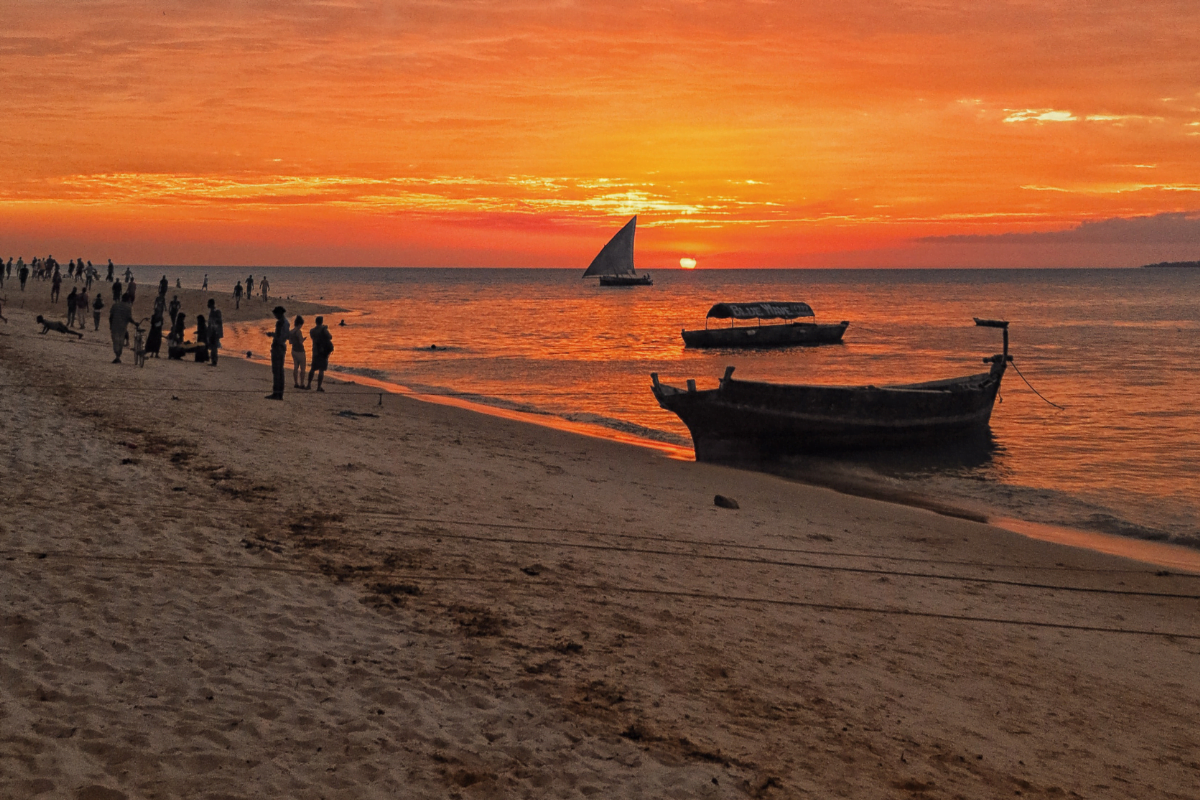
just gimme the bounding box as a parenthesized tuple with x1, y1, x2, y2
(145, 312, 164, 357)
(307, 315, 333, 392)
(206, 298, 223, 366)
(19, 262, 28, 290)
(159, 275, 168, 296)
(92, 293, 104, 330)
(289, 315, 306, 388)
(261, 276, 270, 302)
(266, 306, 289, 400)
(65, 288, 78, 326)
(109, 293, 135, 363)
(202, 273, 208, 289)
(195, 315, 210, 362)
(168, 295, 181, 326)
(51, 272, 62, 302)
(168, 312, 186, 348)
(37, 315, 82, 339)
(234, 281, 243, 309)
(246, 274, 255, 299)
(112, 281, 123, 301)
(106, 259, 114, 282)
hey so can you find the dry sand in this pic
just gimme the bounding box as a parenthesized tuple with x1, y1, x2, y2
(2, 282, 1199, 799)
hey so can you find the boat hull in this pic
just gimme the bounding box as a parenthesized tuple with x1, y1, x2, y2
(681, 321, 848, 348)
(599, 274, 653, 286)
(652, 362, 1006, 460)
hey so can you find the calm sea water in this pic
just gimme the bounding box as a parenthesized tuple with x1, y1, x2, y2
(163, 266, 1199, 548)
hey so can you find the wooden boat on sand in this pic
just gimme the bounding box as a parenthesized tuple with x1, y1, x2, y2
(681, 302, 848, 348)
(652, 319, 1012, 460)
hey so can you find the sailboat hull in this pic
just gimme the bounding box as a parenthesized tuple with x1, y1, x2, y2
(599, 274, 653, 286)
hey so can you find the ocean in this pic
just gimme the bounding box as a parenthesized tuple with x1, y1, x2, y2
(160, 265, 1199, 549)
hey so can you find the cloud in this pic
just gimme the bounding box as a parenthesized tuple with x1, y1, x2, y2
(920, 212, 1200, 245)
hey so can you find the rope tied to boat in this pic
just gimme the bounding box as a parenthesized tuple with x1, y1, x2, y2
(1010, 358, 1065, 410)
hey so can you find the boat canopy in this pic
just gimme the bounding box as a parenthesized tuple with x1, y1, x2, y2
(582, 216, 637, 278)
(706, 302, 814, 320)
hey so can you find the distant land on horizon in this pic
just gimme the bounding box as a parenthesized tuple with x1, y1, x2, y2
(1142, 261, 1200, 269)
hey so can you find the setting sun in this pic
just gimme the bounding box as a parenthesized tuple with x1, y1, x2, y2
(679, 258, 698, 270)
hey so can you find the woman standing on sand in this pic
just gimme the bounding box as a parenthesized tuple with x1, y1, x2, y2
(289, 315, 306, 388)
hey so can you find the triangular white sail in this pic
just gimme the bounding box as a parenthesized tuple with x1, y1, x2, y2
(582, 216, 637, 278)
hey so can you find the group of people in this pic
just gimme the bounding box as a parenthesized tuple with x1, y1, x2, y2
(3, 255, 118, 293)
(29, 262, 335, 397)
(266, 307, 333, 399)
(232, 274, 271, 309)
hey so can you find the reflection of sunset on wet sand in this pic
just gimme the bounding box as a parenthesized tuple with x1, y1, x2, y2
(3, 1, 1200, 267)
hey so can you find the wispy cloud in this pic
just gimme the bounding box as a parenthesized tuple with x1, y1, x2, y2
(920, 212, 1200, 244)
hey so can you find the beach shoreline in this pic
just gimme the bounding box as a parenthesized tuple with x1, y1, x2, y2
(3, 283, 1199, 798)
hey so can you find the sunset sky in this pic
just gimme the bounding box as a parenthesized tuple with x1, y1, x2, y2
(2, 1, 1199, 268)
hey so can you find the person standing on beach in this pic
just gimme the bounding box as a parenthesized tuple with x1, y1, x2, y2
(18, 260, 28, 291)
(202, 273, 208, 290)
(168, 295, 180, 327)
(266, 306, 289, 400)
(109, 292, 135, 363)
(65, 287, 78, 326)
(289, 315, 306, 388)
(92, 292, 104, 331)
(234, 281, 243, 309)
(206, 298, 223, 366)
(307, 316, 332, 391)
(127, 277, 137, 302)
(246, 275, 255, 299)
(261, 276, 270, 302)
(76, 289, 90, 329)
(51, 271, 62, 303)
(106, 259, 114, 282)
(159, 275, 168, 296)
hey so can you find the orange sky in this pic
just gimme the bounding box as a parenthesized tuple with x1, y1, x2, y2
(2, 1, 1199, 267)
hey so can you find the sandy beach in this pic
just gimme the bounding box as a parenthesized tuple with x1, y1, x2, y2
(2, 285, 1199, 799)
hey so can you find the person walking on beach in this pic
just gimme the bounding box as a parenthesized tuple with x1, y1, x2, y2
(234, 281, 243, 309)
(92, 292, 104, 331)
(266, 306, 289, 400)
(37, 315, 84, 339)
(261, 276, 270, 302)
(106, 259, 114, 282)
(109, 292, 135, 363)
(158, 275, 168, 296)
(18, 260, 28, 291)
(206, 298, 224, 365)
(202, 273, 208, 290)
(289, 315, 306, 388)
(307, 316, 333, 392)
(127, 277, 137, 302)
(51, 271, 62, 303)
(123, 266, 133, 284)
(246, 274, 255, 299)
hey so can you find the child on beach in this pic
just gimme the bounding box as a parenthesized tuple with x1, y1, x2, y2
(289, 315, 306, 388)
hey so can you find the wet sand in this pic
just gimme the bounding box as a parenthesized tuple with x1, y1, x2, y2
(2, 283, 1199, 799)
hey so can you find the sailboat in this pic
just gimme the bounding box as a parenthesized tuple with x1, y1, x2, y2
(582, 216, 653, 286)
